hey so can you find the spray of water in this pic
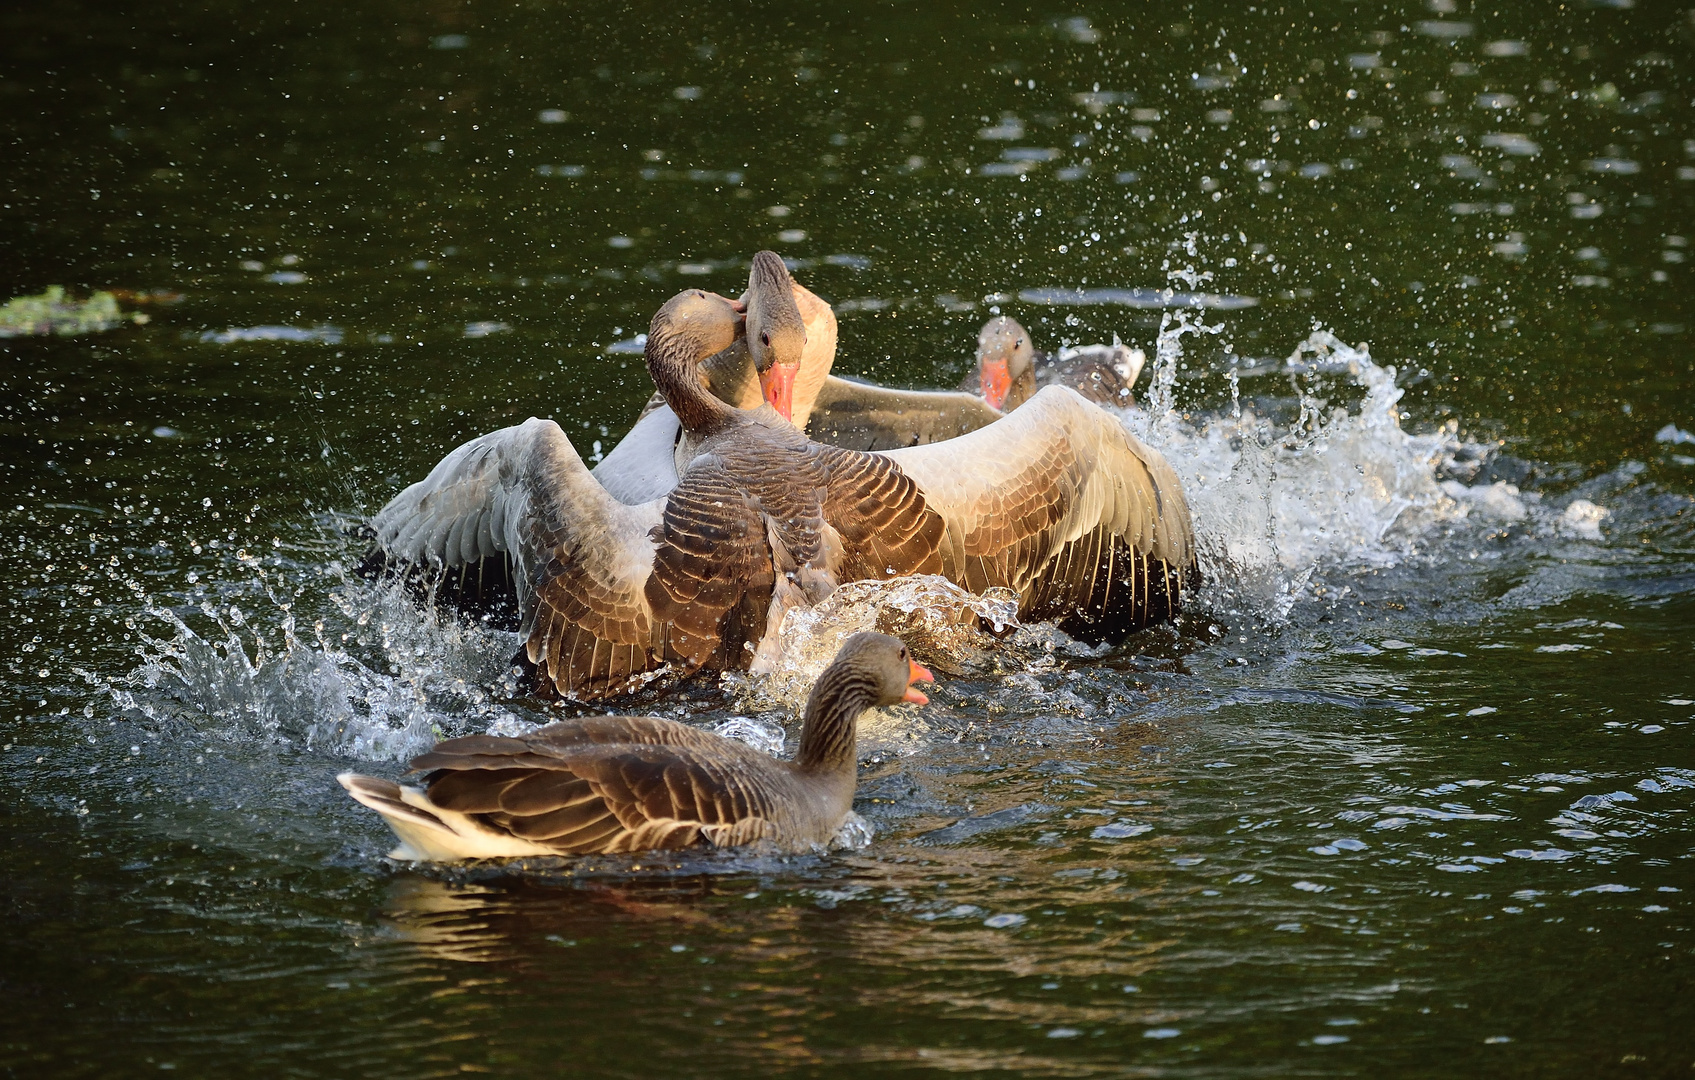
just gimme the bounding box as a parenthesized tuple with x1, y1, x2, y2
(102, 312, 1561, 761)
(99, 566, 522, 761)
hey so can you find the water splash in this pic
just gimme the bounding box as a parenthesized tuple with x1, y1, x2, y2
(711, 716, 786, 756)
(103, 577, 522, 761)
(1127, 321, 1486, 622)
(736, 575, 1021, 714)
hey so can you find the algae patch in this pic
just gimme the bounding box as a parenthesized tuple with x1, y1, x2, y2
(0, 285, 148, 337)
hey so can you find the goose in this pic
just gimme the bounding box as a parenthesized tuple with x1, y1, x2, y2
(961, 315, 1146, 413)
(368, 277, 946, 700)
(366, 254, 1196, 702)
(338, 632, 933, 859)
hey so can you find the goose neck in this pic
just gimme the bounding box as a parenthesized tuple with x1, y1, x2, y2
(794, 664, 877, 774)
(647, 326, 735, 435)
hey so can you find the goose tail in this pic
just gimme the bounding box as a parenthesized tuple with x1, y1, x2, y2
(336, 772, 554, 862)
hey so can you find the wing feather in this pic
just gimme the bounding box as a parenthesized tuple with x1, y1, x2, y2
(403, 717, 791, 854)
(644, 457, 776, 674)
(814, 445, 946, 580)
(365, 417, 674, 701)
(880, 386, 1196, 635)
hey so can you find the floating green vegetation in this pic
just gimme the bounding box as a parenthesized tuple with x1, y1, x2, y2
(0, 285, 148, 337)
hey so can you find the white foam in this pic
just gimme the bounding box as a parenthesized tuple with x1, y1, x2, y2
(1558, 499, 1610, 539)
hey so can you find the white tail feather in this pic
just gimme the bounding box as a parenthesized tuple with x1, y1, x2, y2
(337, 772, 556, 862)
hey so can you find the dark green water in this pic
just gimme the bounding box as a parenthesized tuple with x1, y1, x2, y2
(3, 1, 1693, 1075)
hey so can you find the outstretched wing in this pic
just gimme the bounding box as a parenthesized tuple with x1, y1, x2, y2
(880, 386, 1195, 635)
(410, 721, 783, 853)
(366, 418, 587, 623)
(590, 405, 685, 506)
(365, 416, 677, 701)
(814, 443, 948, 582)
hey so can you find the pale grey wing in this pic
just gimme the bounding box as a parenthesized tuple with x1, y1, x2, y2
(592, 405, 684, 505)
(367, 418, 562, 617)
(806, 375, 1004, 452)
(519, 423, 676, 700)
(369, 418, 664, 658)
(787, 281, 838, 430)
(880, 386, 1195, 634)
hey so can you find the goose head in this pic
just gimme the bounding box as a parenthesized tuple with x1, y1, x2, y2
(745, 250, 808, 423)
(975, 316, 1035, 411)
(646, 289, 747, 430)
(797, 632, 933, 772)
(819, 632, 934, 708)
(650, 288, 747, 358)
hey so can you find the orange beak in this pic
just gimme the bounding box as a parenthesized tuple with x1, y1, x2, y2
(760, 360, 799, 423)
(979, 357, 1011, 411)
(902, 659, 934, 705)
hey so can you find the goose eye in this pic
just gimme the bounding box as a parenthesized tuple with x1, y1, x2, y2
(1015, 339, 1024, 348)
(760, 332, 770, 346)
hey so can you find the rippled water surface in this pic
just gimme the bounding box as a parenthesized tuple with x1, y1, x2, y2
(3, 1, 1693, 1075)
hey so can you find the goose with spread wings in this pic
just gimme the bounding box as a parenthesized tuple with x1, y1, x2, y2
(737, 254, 1196, 636)
(367, 283, 945, 701)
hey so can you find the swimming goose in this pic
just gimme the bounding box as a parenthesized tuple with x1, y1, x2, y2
(961, 316, 1146, 413)
(338, 632, 932, 859)
(369, 280, 945, 700)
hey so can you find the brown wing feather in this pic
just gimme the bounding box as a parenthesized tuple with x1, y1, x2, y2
(567, 747, 779, 846)
(408, 716, 786, 854)
(643, 459, 776, 673)
(814, 445, 946, 581)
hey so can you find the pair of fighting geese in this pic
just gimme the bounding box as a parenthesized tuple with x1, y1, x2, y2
(340, 252, 1196, 860)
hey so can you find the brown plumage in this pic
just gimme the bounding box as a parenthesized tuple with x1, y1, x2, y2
(961, 316, 1146, 413)
(739, 264, 1195, 637)
(337, 632, 934, 860)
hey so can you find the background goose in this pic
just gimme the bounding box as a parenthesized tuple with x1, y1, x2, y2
(338, 632, 932, 859)
(961, 315, 1146, 413)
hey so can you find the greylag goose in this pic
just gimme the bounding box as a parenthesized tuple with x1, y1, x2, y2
(368, 281, 944, 700)
(338, 632, 933, 859)
(961, 316, 1146, 412)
